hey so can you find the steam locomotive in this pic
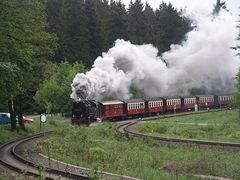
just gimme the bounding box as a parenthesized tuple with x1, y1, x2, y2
(71, 94, 234, 125)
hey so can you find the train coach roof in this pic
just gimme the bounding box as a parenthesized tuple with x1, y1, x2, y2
(216, 94, 233, 96)
(123, 99, 145, 103)
(144, 97, 163, 101)
(196, 94, 214, 97)
(180, 96, 196, 99)
(99, 100, 124, 105)
(161, 96, 181, 100)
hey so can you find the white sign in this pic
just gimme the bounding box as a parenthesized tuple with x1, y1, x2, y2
(40, 114, 46, 123)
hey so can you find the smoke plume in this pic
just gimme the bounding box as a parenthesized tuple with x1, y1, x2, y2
(71, 9, 239, 101)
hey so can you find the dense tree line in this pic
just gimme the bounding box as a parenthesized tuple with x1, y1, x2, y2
(46, 0, 192, 68)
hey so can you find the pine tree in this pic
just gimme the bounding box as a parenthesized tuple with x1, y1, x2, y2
(127, 0, 145, 44)
(107, 1, 128, 46)
(143, 2, 156, 44)
(154, 2, 191, 53)
(84, 0, 103, 68)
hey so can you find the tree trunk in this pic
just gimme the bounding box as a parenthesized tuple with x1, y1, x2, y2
(17, 95, 25, 131)
(8, 99, 17, 130)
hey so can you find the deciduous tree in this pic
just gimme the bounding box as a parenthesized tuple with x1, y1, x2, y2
(0, 0, 57, 130)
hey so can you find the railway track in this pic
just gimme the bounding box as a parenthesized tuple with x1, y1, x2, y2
(116, 111, 240, 149)
(0, 133, 90, 179)
(0, 132, 140, 180)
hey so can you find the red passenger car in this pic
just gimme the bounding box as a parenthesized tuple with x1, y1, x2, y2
(124, 99, 145, 116)
(217, 94, 234, 107)
(196, 95, 214, 109)
(145, 98, 164, 115)
(99, 100, 124, 120)
(164, 97, 181, 111)
(181, 97, 197, 110)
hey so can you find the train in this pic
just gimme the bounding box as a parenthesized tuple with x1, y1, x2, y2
(71, 94, 234, 125)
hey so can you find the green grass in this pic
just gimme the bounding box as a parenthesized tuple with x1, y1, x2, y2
(0, 115, 70, 144)
(0, 125, 29, 144)
(37, 122, 240, 180)
(162, 109, 238, 124)
(138, 109, 240, 142)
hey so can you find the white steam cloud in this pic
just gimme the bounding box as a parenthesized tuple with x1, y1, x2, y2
(71, 9, 239, 101)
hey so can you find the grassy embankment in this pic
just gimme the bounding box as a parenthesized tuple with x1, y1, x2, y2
(36, 110, 240, 180)
(0, 115, 67, 144)
(138, 109, 240, 142)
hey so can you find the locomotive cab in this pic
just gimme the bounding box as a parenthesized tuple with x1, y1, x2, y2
(72, 100, 100, 125)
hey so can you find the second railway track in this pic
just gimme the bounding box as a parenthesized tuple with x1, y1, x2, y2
(116, 111, 240, 150)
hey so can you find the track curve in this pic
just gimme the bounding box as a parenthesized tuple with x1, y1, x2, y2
(116, 115, 240, 149)
(0, 132, 140, 180)
(0, 133, 89, 179)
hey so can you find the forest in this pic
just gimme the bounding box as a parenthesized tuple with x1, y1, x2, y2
(0, 0, 239, 130)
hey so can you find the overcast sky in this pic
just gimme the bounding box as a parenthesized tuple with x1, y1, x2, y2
(120, 0, 239, 17)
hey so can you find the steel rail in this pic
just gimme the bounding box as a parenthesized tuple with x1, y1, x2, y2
(1, 132, 140, 180)
(116, 111, 240, 149)
(0, 133, 89, 179)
